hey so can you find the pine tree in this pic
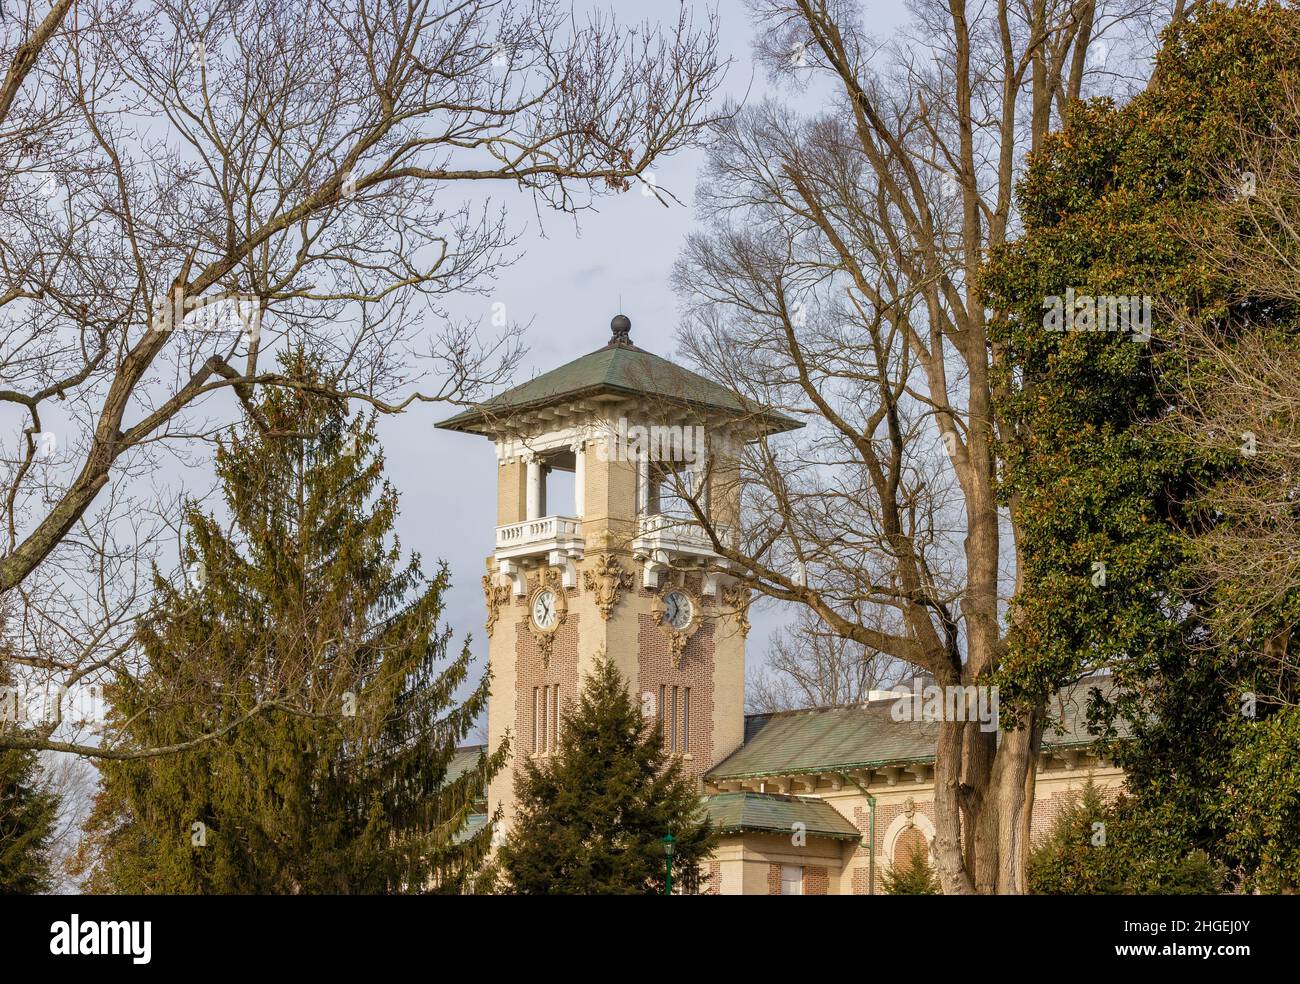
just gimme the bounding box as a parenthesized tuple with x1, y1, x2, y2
(0, 664, 61, 894)
(881, 848, 940, 895)
(499, 654, 716, 894)
(83, 353, 503, 893)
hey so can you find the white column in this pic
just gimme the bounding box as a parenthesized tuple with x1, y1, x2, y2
(573, 441, 585, 518)
(526, 456, 542, 520)
(636, 452, 650, 516)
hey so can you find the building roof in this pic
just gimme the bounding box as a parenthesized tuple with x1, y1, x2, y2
(715, 702, 936, 781)
(709, 675, 1118, 781)
(447, 744, 486, 784)
(453, 812, 490, 846)
(436, 319, 802, 436)
(703, 791, 862, 842)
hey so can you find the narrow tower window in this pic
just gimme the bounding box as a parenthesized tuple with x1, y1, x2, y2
(532, 687, 540, 755)
(682, 687, 691, 753)
(660, 685, 667, 748)
(550, 686, 560, 752)
(670, 686, 679, 754)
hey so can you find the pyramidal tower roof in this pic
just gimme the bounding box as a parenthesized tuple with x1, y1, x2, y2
(436, 315, 802, 437)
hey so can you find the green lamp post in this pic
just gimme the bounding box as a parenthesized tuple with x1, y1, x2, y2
(662, 834, 676, 896)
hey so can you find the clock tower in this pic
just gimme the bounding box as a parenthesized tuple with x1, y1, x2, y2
(437, 315, 799, 834)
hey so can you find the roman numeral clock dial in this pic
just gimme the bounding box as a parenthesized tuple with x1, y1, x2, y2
(663, 590, 694, 630)
(532, 588, 559, 630)
(657, 588, 701, 667)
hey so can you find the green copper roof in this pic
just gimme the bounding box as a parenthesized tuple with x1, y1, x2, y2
(708, 675, 1118, 781)
(711, 702, 936, 780)
(436, 326, 801, 435)
(453, 812, 489, 846)
(703, 792, 862, 842)
(447, 744, 485, 784)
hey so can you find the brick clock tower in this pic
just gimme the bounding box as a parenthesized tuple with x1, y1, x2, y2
(437, 315, 799, 834)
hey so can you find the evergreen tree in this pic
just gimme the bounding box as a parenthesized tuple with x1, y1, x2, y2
(983, 1, 1300, 892)
(83, 354, 503, 893)
(881, 850, 940, 895)
(0, 664, 60, 894)
(1029, 781, 1224, 895)
(499, 654, 716, 894)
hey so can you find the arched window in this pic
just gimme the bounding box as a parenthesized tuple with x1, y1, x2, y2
(891, 825, 929, 868)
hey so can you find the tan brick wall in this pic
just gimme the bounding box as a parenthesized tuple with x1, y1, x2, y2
(805, 865, 829, 895)
(892, 827, 928, 867)
(497, 458, 527, 526)
(851, 867, 871, 895)
(512, 610, 581, 762)
(1031, 789, 1073, 841)
(636, 605, 715, 779)
(705, 861, 721, 895)
(581, 446, 638, 549)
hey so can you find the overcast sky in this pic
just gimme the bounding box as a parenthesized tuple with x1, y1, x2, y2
(371, 0, 907, 692)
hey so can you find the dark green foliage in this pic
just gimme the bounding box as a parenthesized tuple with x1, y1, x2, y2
(881, 849, 940, 895)
(983, 1, 1300, 891)
(499, 654, 717, 895)
(0, 709, 60, 894)
(1221, 707, 1300, 892)
(83, 354, 503, 893)
(1030, 781, 1224, 895)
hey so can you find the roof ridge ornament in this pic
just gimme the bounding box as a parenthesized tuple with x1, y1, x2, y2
(609, 313, 632, 347)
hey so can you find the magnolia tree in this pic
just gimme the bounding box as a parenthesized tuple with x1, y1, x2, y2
(0, 0, 724, 757)
(669, 0, 1179, 894)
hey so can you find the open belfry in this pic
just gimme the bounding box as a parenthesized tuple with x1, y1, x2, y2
(439, 315, 1122, 894)
(438, 315, 799, 829)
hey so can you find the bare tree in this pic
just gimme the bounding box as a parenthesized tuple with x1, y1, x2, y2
(747, 607, 905, 712)
(1162, 84, 1300, 682)
(671, 0, 1170, 893)
(1, 0, 725, 758)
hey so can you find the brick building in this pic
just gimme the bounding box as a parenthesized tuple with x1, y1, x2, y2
(438, 315, 1122, 894)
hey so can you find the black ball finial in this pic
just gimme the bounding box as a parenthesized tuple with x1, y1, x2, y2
(610, 313, 632, 345)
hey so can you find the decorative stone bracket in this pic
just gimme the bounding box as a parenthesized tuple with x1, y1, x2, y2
(720, 582, 752, 638)
(548, 549, 578, 590)
(498, 559, 527, 597)
(641, 548, 669, 589)
(482, 574, 514, 637)
(498, 551, 576, 598)
(582, 553, 633, 621)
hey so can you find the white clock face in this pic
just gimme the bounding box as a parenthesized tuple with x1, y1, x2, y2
(663, 591, 694, 630)
(532, 589, 559, 630)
